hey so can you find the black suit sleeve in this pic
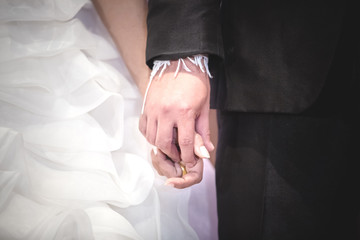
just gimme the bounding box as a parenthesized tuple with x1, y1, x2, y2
(146, 0, 224, 68)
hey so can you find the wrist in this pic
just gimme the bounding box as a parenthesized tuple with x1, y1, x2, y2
(141, 54, 211, 114)
(151, 54, 212, 81)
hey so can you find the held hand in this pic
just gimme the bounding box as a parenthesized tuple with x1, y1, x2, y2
(151, 133, 210, 189)
(139, 58, 214, 167)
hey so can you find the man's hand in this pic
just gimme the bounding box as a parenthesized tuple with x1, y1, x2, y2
(139, 58, 214, 168)
(151, 133, 210, 189)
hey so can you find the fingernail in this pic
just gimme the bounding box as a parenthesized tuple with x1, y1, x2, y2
(200, 146, 210, 158)
(153, 146, 158, 155)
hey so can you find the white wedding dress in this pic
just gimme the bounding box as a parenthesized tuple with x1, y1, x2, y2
(0, 0, 218, 239)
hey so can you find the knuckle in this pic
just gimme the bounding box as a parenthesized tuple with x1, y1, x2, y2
(204, 129, 211, 138)
(156, 138, 172, 151)
(179, 103, 191, 113)
(179, 137, 193, 147)
(178, 104, 195, 117)
(159, 103, 172, 114)
(198, 128, 210, 137)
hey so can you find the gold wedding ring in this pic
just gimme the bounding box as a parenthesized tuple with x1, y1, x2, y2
(179, 162, 187, 177)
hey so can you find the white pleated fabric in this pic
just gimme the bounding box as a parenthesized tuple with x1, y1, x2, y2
(0, 0, 218, 239)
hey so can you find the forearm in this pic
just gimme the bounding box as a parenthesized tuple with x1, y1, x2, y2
(92, 0, 149, 96)
(146, 0, 223, 68)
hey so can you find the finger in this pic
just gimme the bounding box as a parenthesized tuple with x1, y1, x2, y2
(165, 158, 204, 189)
(151, 147, 164, 176)
(177, 118, 196, 167)
(195, 96, 214, 152)
(155, 121, 180, 162)
(151, 147, 182, 178)
(194, 133, 210, 159)
(138, 114, 147, 137)
(145, 118, 157, 145)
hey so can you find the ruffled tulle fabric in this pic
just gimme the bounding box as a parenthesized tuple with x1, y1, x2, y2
(0, 0, 217, 239)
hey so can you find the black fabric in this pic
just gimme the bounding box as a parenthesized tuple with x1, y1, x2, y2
(216, 111, 360, 240)
(146, 0, 359, 113)
(212, 0, 345, 113)
(214, 28, 360, 237)
(146, 0, 223, 69)
(215, 113, 269, 240)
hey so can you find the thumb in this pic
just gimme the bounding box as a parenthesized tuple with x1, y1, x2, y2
(194, 133, 211, 159)
(195, 107, 214, 153)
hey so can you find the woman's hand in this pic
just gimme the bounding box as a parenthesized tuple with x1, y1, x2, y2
(151, 133, 210, 189)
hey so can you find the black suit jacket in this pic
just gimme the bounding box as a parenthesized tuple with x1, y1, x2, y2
(146, 0, 358, 114)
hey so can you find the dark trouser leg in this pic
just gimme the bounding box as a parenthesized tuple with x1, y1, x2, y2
(216, 112, 359, 240)
(215, 112, 269, 240)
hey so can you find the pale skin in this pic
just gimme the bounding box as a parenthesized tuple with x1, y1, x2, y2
(92, 0, 149, 96)
(139, 58, 214, 167)
(93, 0, 211, 188)
(152, 133, 206, 189)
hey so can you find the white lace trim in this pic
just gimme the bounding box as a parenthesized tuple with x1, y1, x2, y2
(141, 55, 212, 114)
